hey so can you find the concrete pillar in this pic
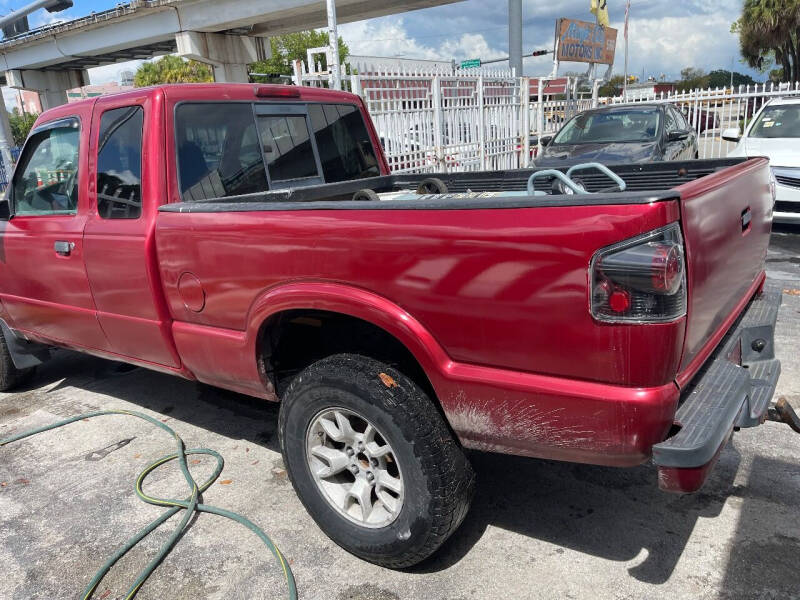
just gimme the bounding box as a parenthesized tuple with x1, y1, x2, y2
(0, 99, 15, 183)
(508, 0, 523, 77)
(176, 31, 269, 84)
(40, 90, 68, 111)
(212, 63, 250, 84)
(6, 68, 87, 110)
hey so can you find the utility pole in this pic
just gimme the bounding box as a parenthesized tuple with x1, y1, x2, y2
(325, 0, 341, 90)
(508, 0, 522, 76)
(623, 0, 630, 101)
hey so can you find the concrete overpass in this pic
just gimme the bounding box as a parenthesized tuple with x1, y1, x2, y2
(0, 0, 461, 109)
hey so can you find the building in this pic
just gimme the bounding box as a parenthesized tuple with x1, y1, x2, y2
(15, 80, 134, 114)
(625, 82, 677, 100)
(66, 81, 135, 103)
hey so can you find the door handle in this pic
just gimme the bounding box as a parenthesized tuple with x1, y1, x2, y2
(54, 241, 75, 256)
(741, 207, 752, 233)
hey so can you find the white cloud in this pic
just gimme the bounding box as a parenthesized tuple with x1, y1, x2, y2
(339, 18, 505, 64)
(608, 13, 740, 80)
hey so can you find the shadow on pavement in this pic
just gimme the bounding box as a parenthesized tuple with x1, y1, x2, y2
(15, 349, 282, 454)
(718, 454, 800, 600)
(412, 446, 742, 584)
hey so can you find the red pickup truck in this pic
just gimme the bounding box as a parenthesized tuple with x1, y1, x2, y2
(0, 84, 786, 568)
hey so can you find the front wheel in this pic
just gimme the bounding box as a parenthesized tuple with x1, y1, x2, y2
(0, 327, 35, 392)
(278, 354, 474, 568)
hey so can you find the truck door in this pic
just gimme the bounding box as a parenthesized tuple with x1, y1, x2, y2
(82, 96, 181, 368)
(0, 114, 110, 350)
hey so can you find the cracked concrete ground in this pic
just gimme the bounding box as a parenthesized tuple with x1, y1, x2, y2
(2, 229, 799, 600)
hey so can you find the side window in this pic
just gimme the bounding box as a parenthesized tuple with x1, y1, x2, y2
(664, 108, 678, 133)
(175, 103, 268, 201)
(256, 114, 320, 183)
(97, 106, 143, 219)
(674, 108, 689, 131)
(308, 104, 380, 182)
(12, 120, 79, 216)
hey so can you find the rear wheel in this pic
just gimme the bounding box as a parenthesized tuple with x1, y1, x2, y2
(278, 353, 474, 567)
(0, 327, 35, 392)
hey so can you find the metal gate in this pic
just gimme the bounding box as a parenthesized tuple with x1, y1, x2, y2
(350, 66, 527, 173)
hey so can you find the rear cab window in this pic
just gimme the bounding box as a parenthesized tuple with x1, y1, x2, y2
(308, 104, 380, 183)
(174, 101, 380, 202)
(12, 118, 80, 216)
(175, 103, 269, 202)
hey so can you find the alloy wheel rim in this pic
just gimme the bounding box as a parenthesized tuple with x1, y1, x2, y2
(305, 407, 404, 528)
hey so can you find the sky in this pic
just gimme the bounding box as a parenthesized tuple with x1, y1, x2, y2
(0, 0, 760, 109)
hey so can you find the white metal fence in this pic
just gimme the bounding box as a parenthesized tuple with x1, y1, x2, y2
(293, 66, 800, 171)
(351, 66, 527, 173)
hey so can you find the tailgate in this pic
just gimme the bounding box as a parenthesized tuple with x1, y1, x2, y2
(675, 158, 773, 384)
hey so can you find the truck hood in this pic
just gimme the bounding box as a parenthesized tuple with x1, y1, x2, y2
(744, 137, 800, 167)
(535, 142, 659, 167)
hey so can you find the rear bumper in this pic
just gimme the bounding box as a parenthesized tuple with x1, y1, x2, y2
(652, 288, 782, 493)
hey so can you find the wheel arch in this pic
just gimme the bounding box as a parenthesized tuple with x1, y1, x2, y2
(246, 282, 451, 400)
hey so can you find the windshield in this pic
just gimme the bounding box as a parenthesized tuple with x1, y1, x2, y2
(553, 108, 661, 145)
(749, 105, 800, 138)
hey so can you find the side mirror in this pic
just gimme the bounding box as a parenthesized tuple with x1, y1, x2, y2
(721, 128, 742, 143)
(668, 129, 691, 142)
(538, 135, 553, 147)
(0, 197, 10, 220)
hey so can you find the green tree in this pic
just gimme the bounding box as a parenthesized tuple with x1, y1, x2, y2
(249, 30, 349, 82)
(598, 75, 625, 97)
(676, 67, 710, 92)
(734, 0, 800, 82)
(9, 108, 38, 146)
(133, 55, 214, 87)
(707, 69, 757, 88)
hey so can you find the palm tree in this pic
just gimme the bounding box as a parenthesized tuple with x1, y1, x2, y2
(735, 0, 800, 82)
(133, 55, 214, 87)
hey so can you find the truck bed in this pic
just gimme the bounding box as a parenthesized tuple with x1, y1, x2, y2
(160, 158, 748, 212)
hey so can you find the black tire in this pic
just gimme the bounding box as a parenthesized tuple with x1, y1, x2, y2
(415, 177, 448, 195)
(0, 328, 35, 392)
(352, 189, 381, 202)
(278, 353, 474, 568)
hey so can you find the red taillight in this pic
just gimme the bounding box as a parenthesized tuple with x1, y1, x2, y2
(254, 85, 301, 98)
(608, 289, 631, 313)
(652, 243, 682, 293)
(591, 224, 687, 323)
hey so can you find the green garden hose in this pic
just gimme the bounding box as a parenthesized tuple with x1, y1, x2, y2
(0, 409, 298, 600)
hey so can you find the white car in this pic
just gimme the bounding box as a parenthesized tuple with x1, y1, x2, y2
(724, 97, 800, 224)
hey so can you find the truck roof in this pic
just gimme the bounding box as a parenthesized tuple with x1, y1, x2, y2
(37, 82, 363, 119)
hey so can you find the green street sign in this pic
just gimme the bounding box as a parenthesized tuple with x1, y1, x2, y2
(460, 59, 481, 69)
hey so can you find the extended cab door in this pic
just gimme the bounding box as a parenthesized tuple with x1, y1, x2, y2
(82, 93, 181, 368)
(0, 112, 110, 350)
